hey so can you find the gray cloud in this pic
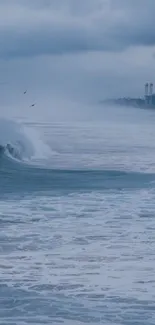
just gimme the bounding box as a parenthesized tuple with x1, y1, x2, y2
(0, 0, 155, 58)
(0, 0, 154, 115)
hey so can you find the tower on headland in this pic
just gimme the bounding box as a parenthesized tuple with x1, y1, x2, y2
(145, 82, 155, 106)
(101, 82, 155, 108)
(149, 83, 153, 105)
(145, 83, 149, 105)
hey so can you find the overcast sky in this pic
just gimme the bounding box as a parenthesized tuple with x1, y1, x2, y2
(0, 0, 155, 119)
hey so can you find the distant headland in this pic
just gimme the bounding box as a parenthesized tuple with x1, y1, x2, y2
(101, 83, 155, 109)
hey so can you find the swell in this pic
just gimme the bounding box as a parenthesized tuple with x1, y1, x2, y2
(0, 118, 155, 197)
(0, 154, 155, 198)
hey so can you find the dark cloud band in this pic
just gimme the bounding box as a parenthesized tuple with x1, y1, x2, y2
(0, 0, 154, 58)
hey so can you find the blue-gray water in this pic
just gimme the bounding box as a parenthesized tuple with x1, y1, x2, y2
(0, 105, 155, 324)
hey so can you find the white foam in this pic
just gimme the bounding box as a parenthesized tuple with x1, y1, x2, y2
(22, 125, 52, 160)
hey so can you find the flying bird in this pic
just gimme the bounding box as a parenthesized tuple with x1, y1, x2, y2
(30, 103, 36, 107)
(24, 90, 27, 94)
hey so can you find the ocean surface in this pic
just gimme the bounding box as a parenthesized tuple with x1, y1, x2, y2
(0, 104, 155, 325)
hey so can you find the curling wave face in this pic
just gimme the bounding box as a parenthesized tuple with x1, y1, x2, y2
(0, 118, 51, 164)
(0, 118, 35, 162)
(0, 143, 23, 160)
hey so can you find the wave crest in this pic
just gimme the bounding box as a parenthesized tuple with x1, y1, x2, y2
(0, 118, 51, 164)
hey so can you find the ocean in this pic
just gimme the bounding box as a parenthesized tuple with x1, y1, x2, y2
(0, 104, 155, 325)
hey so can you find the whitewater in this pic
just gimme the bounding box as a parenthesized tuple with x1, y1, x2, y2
(0, 103, 155, 325)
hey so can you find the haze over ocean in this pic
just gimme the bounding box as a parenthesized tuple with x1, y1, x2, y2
(0, 1, 155, 324)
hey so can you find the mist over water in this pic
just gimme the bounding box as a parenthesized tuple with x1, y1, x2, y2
(1, 0, 155, 323)
(0, 101, 155, 325)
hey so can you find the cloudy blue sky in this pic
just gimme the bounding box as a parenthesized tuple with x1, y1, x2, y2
(0, 0, 155, 118)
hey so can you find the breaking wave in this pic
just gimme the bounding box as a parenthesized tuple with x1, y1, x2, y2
(0, 118, 155, 198)
(0, 118, 51, 164)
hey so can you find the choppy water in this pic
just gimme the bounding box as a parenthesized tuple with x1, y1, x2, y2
(0, 105, 155, 324)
